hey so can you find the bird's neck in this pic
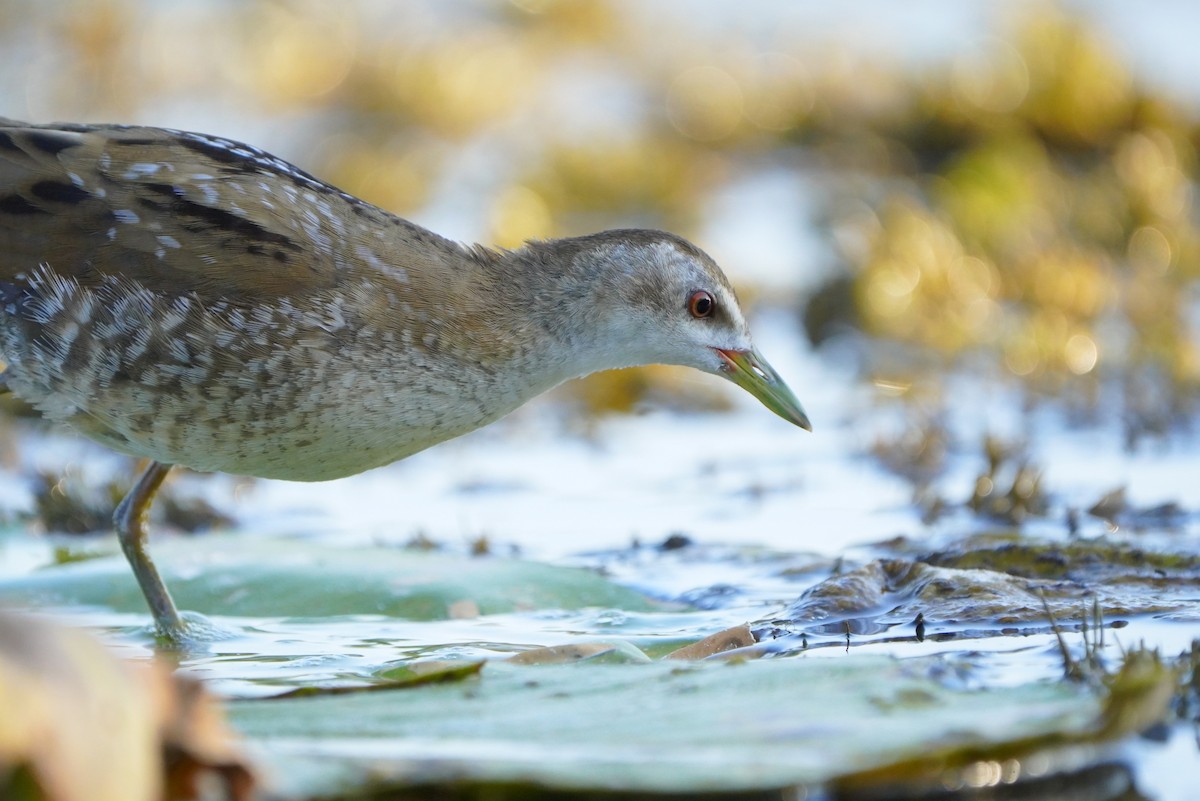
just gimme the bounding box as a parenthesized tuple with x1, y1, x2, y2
(368, 232, 643, 396)
(486, 237, 659, 383)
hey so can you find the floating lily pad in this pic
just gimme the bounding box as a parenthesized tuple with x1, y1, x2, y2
(229, 653, 1168, 797)
(0, 536, 661, 620)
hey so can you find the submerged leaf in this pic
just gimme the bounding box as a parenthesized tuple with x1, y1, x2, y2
(508, 641, 652, 665)
(0, 537, 660, 620)
(830, 648, 1174, 797)
(270, 661, 485, 699)
(229, 656, 1107, 796)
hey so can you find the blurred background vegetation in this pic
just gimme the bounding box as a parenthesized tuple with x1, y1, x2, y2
(1, 0, 1198, 442)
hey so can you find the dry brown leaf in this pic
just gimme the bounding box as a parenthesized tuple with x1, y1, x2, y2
(507, 643, 618, 665)
(0, 611, 160, 801)
(0, 612, 254, 801)
(663, 624, 756, 660)
(153, 666, 256, 801)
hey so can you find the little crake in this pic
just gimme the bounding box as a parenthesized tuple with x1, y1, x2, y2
(0, 119, 810, 638)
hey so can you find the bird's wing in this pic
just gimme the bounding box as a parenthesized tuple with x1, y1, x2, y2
(0, 119, 387, 301)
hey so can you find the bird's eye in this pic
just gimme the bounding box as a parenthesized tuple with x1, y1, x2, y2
(688, 290, 715, 319)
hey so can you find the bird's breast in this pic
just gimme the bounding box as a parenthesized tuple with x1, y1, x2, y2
(0, 268, 543, 481)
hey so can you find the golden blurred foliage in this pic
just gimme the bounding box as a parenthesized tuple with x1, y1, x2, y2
(368, 31, 540, 138)
(489, 184, 555, 247)
(1016, 8, 1135, 147)
(801, 6, 1200, 434)
(527, 135, 721, 231)
(313, 132, 439, 215)
(228, 2, 358, 105)
(561, 365, 734, 420)
(667, 65, 744, 143)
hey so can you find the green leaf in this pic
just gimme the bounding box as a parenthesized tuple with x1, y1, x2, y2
(271, 660, 486, 699)
(229, 656, 1103, 796)
(0, 536, 661, 620)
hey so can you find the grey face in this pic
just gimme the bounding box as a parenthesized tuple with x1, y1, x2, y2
(561, 231, 811, 430)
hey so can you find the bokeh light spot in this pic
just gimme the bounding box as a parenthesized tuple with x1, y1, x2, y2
(1128, 226, 1173, 275)
(1064, 333, 1098, 375)
(666, 66, 743, 142)
(951, 38, 1029, 114)
(490, 185, 554, 248)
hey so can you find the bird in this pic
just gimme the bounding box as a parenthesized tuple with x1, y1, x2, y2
(0, 118, 810, 640)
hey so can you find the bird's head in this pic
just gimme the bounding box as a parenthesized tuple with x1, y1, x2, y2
(522, 230, 811, 431)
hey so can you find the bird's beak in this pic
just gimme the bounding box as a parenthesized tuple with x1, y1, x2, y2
(715, 348, 812, 431)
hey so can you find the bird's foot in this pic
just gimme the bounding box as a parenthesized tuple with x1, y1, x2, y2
(146, 610, 239, 651)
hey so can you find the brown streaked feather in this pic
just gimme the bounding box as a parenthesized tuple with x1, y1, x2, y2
(0, 119, 548, 381)
(0, 119, 461, 303)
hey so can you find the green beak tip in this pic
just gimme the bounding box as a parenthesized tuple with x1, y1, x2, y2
(717, 348, 811, 431)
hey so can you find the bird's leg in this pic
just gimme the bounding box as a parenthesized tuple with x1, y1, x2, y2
(114, 460, 184, 637)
